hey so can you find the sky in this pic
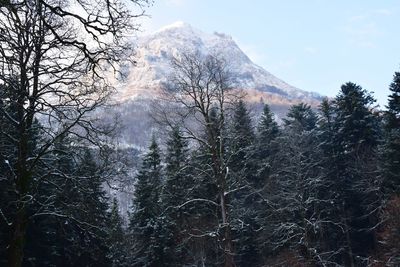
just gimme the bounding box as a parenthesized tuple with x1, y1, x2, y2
(137, 0, 400, 107)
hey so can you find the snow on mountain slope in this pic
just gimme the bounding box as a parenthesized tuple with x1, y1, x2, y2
(117, 21, 322, 102)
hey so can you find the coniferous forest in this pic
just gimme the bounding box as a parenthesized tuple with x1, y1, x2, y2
(1, 1, 400, 267)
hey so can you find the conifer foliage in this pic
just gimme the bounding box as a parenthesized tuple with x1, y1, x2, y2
(129, 137, 165, 267)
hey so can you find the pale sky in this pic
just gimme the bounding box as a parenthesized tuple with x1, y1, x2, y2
(138, 0, 400, 107)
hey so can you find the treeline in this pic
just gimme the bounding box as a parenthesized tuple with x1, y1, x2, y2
(1, 68, 399, 267)
(124, 77, 400, 266)
(1, 53, 399, 266)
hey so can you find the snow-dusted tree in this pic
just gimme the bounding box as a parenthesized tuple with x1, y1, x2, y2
(0, 1, 149, 266)
(160, 126, 194, 265)
(382, 71, 400, 195)
(229, 100, 255, 174)
(73, 148, 110, 266)
(259, 103, 335, 265)
(324, 83, 381, 266)
(226, 100, 263, 266)
(157, 52, 238, 267)
(108, 198, 129, 267)
(373, 71, 400, 266)
(253, 103, 279, 186)
(129, 138, 165, 267)
(283, 102, 317, 131)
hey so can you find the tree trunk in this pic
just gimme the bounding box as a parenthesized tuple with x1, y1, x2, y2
(7, 207, 27, 267)
(8, 110, 31, 267)
(343, 206, 355, 267)
(219, 192, 235, 267)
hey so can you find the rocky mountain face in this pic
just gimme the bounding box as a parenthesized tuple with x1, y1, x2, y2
(117, 21, 321, 104)
(109, 21, 322, 147)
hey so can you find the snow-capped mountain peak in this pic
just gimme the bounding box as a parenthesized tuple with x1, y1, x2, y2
(155, 20, 192, 32)
(118, 21, 321, 103)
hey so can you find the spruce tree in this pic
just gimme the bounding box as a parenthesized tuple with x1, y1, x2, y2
(375, 71, 400, 266)
(284, 102, 317, 131)
(161, 126, 192, 265)
(74, 148, 110, 266)
(254, 103, 279, 185)
(108, 198, 129, 267)
(229, 100, 255, 166)
(257, 104, 279, 146)
(261, 103, 327, 264)
(382, 71, 400, 195)
(226, 100, 262, 266)
(229, 100, 255, 187)
(328, 82, 381, 266)
(129, 137, 164, 267)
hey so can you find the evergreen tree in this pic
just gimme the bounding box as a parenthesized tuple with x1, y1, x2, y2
(228, 100, 255, 187)
(229, 100, 255, 168)
(260, 103, 328, 265)
(74, 148, 111, 266)
(254, 103, 280, 185)
(129, 137, 164, 267)
(382, 71, 400, 195)
(187, 144, 221, 266)
(226, 100, 262, 266)
(257, 104, 279, 146)
(108, 198, 129, 267)
(327, 82, 381, 266)
(26, 143, 112, 267)
(283, 102, 317, 131)
(161, 126, 193, 265)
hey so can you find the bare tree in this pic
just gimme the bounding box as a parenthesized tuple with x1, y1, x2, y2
(155, 52, 239, 267)
(0, 1, 149, 266)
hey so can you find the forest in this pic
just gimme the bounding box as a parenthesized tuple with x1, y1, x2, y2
(1, 1, 400, 267)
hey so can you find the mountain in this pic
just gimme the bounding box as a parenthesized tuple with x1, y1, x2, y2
(117, 21, 322, 105)
(108, 22, 323, 146)
(105, 22, 324, 215)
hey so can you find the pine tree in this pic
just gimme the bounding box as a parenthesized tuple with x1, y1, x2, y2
(284, 102, 317, 131)
(327, 82, 381, 266)
(254, 103, 279, 185)
(228, 100, 255, 188)
(373, 71, 400, 266)
(129, 137, 164, 267)
(74, 148, 110, 266)
(26, 143, 112, 267)
(226, 100, 262, 266)
(382, 71, 400, 195)
(260, 103, 328, 264)
(108, 198, 129, 267)
(161, 126, 193, 265)
(257, 104, 279, 146)
(229, 100, 255, 165)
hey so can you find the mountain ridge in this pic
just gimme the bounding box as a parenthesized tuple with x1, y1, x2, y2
(116, 21, 322, 104)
